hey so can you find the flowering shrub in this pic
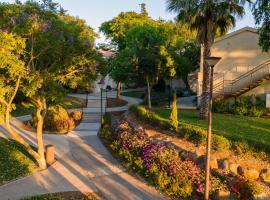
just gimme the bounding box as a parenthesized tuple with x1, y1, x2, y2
(102, 119, 229, 199)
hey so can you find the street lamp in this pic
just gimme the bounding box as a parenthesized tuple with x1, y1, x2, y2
(204, 56, 221, 200)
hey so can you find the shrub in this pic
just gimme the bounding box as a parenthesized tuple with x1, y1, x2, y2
(179, 124, 207, 146)
(31, 106, 79, 133)
(170, 92, 178, 130)
(213, 99, 228, 113)
(212, 135, 231, 151)
(179, 123, 230, 151)
(233, 96, 265, 117)
(214, 96, 265, 117)
(129, 105, 173, 131)
(69, 111, 82, 123)
(113, 120, 229, 198)
(44, 106, 75, 133)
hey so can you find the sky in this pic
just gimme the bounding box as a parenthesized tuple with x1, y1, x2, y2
(2, 0, 256, 43)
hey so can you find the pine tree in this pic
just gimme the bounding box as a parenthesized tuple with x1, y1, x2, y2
(170, 91, 178, 130)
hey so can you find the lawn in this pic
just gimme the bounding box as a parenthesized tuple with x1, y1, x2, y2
(121, 91, 145, 99)
(0, 138, 37, 185)
(11, 96, 86, 117)
(154, 108, 270, 152)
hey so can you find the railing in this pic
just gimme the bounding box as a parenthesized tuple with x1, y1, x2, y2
(213, 60, 270, 98)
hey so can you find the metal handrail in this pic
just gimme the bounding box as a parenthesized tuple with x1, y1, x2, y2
(213, 59, 270, 97)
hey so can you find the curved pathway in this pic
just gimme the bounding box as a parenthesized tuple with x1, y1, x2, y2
(0, 93, 167, 200)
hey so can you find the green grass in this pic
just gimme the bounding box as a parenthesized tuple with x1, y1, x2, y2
(121, 91, 145, 99)
(12, 104, 35, 117)
(63, 96, 87, 109)
(11, 96, 86, 117)
(154, 108, 270, 152)
(0, 138, 37, 185)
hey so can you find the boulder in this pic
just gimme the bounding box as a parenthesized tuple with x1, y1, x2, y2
(241, 168, 260, 180)
(216, 190, 232, 200)
(218, 159, 229, 171)
(260, 168, 270, 183)
(196, 155, 218, 169)
(229, 163, 240, 175)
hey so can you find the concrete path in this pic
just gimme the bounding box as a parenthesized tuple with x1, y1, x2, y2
(177, 96, 197, 110)
(0, 94, 167, 200)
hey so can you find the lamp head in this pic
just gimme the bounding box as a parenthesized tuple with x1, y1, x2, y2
(205, 56, 222, 67)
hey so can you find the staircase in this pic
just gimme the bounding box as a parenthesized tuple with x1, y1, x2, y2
(213, 60, 270, 99)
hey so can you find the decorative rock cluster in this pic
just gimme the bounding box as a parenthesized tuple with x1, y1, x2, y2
(179, 149, 270, 183)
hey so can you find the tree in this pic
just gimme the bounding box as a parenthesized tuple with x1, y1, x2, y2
(110, 49, 133, 98)
(100, 11, 153, 50)
(167, 0, 247, 119)
(0, 0, 99, 169)
(170, 91, 178, 130)
(252, 0, 270, 52)
(125, 24, 176, 109)
(171, 40, 200, 91)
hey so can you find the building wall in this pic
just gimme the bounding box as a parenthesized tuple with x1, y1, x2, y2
(211, 30, 270, 77)
(242, 80, 270, 100)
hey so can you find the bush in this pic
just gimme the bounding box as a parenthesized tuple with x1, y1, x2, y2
(213, 99, 228, 113)
(179, 124, 207, 146)
(30, 106, 81, 133)
(212, 135, 231, 151)
(129, 105, 173, 131)
(179, 124, 230, 151)
(69, 110, 82, 123)
(213, 96, 265, 117)
(232, 96, 265, 117)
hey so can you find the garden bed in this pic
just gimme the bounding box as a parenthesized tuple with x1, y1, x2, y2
(99, 113, 268, 199)
(106, 97, 128, 108)
(22, 191, 104, 200)
(0, 138, 37, 186)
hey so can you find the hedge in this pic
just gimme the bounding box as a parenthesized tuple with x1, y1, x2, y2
(129, 105, 231, 151)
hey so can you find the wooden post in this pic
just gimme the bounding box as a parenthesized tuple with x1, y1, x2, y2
(46, 145, 55, 165)
(204, 65, 214, 200)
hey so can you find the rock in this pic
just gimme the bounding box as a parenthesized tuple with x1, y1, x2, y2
(229, 163, 240, 175)
(216, 190, 231, 200)
(218, 159, 229, 171)
(188, 151, 201, 162)
(196, 155, 218, 169)
(180, 151, 188, 159)
(240, 168, 260, 180)
(210, 157, 218, 169)
(260, 168, 270, 183)
(237, 166, 244, 176)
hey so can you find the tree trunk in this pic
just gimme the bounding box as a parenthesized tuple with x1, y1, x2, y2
(117, 81, 121, 99)
(199, 39, 212, 120)
(2, 76, 41, 164)
(35, 98, 47, 170)
(146, 76, 151, 110)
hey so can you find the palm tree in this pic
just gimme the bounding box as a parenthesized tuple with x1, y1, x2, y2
(167, 0, 247, 119)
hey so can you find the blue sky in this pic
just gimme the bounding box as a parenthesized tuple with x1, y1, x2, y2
(3, 0, 256, 43)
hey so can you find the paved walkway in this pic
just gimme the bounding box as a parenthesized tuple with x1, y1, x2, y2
(0, 94, 167, 200)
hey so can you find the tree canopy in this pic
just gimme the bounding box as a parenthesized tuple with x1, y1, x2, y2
(253, 0, 270, 52)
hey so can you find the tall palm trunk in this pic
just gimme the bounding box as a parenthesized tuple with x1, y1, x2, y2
(146, 76, 151, 110)
(116, 81, 121, 99)
(200, 36, 212, 120)
(35, 98, 47, 170)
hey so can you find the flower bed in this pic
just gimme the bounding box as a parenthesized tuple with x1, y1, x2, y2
(99, 118, 259, 199)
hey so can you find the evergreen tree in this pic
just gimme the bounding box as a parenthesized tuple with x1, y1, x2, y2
(170, 91, 178, 130)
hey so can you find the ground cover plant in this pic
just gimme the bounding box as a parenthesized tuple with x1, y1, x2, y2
(0, 138, 37, 185)
(121, 91, 145, 99)
(99, 117, 259, 199)
(22, 192, 103, 200)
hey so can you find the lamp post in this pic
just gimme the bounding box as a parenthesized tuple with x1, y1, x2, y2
(204, 56, 221, 200)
